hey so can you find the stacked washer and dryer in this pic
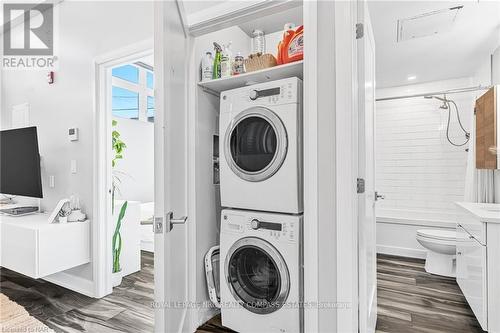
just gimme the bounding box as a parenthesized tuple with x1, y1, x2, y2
(219, 77, 304, 333)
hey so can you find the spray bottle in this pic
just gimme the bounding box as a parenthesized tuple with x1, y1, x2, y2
(220, 41, 233, 78)
(212, 42, 222, 79)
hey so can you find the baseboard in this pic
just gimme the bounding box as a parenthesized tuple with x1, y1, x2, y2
(377, 245, 427, 259)
(141, 240, 154, 253)
(43, 271, 95, 297)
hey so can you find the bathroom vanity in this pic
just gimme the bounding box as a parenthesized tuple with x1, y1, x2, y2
(455, 202, 500, 332)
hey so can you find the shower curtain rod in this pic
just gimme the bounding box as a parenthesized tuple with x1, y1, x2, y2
(375, 85, 492, 102)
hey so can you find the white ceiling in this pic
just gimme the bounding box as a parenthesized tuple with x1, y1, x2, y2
(368, 0, 500, 88)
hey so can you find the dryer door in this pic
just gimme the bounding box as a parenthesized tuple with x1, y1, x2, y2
(225, 237, 290, 314)
(225, 107, 287, 182)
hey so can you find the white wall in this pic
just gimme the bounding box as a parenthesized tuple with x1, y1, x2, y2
(376, 77, 479, 258)
(376, 77, 475, 219)
(1, 1, 153, 289)
(112, 117, 154, 203)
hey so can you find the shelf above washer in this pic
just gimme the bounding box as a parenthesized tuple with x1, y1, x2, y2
(198, 60, 303, 94)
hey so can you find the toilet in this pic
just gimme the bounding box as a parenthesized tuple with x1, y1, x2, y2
(416, 229, 467, 277)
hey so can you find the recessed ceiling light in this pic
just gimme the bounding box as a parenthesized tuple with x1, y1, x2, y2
(407, 75, 417, 81)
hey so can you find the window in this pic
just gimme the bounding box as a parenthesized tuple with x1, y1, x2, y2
(147, 96, 155, 123)
(147, 72, 154, 89)
(111, 62, 154, 122)
(112, 87, 139, 119)
(112, 65, 139, 84)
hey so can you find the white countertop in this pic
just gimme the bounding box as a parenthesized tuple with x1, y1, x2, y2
(455, 202, 500, 224)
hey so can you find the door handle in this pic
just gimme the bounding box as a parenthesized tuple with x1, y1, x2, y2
(140, 220, 153, 225)
(375, 191, 385, 201)
(167, 211, 187, 231)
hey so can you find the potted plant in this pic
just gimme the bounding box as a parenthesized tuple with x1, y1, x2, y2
(111, 120, 128, 287)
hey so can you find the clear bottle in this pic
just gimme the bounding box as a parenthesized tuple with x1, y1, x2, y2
(252, 29, 266, 55)
(201, 51, 214, 82)
(220, 42, 233, 78)
(233, 52, 245, 75)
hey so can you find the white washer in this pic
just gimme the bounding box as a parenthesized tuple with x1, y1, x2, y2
(219, 77, 303, 214)
(220, 209, 303, 333)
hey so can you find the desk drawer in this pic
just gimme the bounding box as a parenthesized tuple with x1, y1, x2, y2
(1, 221, 90, 279)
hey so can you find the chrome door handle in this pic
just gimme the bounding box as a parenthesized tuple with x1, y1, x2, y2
(375, 191, 385, 201)
(167, 211, 187, 231)
(140, 220, 153, 225)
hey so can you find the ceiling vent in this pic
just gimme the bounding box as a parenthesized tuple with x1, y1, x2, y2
(397, 5, 463, 42)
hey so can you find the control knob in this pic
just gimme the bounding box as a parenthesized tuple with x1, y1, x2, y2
(249, 90, 259, 100)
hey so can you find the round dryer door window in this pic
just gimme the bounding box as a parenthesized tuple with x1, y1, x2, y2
(225, 237, 290, 314)
(225, 107, 287, 182)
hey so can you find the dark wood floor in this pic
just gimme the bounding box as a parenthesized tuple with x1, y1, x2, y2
(1, 252, 485, 333)
(376, 254, 485, 333)
(0, 251, 154, 333)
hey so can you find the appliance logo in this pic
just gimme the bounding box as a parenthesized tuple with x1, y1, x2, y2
(2, 3, 58, 70)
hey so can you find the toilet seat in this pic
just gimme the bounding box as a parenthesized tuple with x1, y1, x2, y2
(416, 229, 467, 242)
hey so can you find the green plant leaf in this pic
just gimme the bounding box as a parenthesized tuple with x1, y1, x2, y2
(112, 201, 128, 272)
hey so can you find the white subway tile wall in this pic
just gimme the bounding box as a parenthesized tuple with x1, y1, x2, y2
(376, 90, 475, 219)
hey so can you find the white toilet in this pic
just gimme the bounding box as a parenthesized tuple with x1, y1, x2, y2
(416, 229, 467, 277)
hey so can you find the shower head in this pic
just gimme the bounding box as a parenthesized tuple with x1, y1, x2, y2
(424, 95, 449, 109)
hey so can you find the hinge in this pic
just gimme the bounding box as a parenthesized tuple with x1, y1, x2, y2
(356, 23, 364, 39)
(474, 107, 476, 115)
(357, 178, 365, 194)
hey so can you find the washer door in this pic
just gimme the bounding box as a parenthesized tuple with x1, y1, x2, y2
(225, 107, 287, 182)
(225, 237, 290, 314)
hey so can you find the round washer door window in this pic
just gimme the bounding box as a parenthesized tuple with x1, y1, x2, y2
(225, 107, 287, 182)
(225, 237, 290, 314)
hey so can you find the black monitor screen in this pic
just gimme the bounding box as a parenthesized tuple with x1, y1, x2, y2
(0, 127, 43, 198)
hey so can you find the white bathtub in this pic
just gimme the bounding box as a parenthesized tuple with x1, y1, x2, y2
(376, 208, 456, 259)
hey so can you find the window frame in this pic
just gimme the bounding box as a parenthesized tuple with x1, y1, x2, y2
(111, 64, 154, 122)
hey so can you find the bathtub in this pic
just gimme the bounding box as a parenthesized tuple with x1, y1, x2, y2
(376, 208, 456, 259)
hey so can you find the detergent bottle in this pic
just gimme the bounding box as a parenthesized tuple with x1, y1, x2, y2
(277, 23, 304, 65)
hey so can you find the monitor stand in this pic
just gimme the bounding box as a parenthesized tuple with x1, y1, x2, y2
(0, 206, 39, 216)
(0, 195, 16, 205)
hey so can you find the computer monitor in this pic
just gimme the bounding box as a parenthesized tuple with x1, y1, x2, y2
(0, 126, 43, 198)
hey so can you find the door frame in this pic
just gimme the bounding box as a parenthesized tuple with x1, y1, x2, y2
(92, 39, 153, 298)
(153, 0, 362, 331)
(302, 1, 360, 332)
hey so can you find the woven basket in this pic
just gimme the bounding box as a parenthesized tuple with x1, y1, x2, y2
(244, 53, 277, 72)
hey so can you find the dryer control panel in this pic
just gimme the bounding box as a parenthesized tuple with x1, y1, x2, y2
(220, 77, 302, 111)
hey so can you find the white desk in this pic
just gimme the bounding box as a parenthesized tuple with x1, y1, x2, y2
(0, 212, 90, 279)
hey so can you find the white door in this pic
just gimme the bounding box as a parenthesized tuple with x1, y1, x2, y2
(357, 1, 377, 332)
(154, 1, 190, 332)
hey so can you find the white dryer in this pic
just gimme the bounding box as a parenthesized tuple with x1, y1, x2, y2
(220, 209, 303, 333)
(219, 77, 303, 214)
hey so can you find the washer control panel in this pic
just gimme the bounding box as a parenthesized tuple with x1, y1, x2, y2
(222, 211, 300, 243)
(245, 218, 297, 242)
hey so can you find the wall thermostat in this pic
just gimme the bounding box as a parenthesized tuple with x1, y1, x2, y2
(69, 128, 79, 141)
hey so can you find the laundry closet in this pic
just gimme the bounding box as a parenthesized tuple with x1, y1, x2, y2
(154, 1, 369, 332)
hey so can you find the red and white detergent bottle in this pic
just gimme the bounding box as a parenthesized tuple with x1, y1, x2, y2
(277, 23, 304, 65)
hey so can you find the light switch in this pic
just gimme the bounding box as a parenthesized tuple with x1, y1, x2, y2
(71, 160, 77, 174)
(49, 175, 55, 188)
